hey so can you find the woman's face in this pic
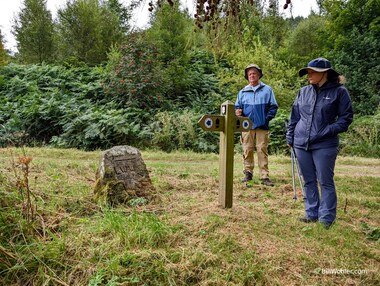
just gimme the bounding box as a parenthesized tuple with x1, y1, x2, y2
(307, 70, 327, 85)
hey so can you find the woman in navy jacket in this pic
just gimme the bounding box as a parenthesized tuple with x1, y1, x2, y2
(286, 58, 353, 229)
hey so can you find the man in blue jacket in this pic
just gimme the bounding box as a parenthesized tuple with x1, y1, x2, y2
(235, 63, 278, 186)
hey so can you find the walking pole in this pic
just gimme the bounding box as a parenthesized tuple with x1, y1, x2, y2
(291, 148, 297, 200)
(292, 147, 305, 200)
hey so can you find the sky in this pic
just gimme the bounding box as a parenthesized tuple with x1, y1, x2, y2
(0, 0, 318, 52)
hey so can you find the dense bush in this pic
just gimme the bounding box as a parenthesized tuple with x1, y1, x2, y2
(268, 109, 289, 155)
(340, 111, 380, 158)
(0, 63, 223, 151)
(326, 0, 380, 115)
(103, 33, 164, 109)
(0, 64, 106, 147)
(1, 63, 379, 157)
(148, 109, 219, 153)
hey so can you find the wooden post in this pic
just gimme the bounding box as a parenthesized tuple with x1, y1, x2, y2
(219, 101, 235, 207)
(198, 100, 252, 208)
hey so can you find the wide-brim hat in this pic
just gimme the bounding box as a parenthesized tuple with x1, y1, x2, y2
(245, 63, 263, 79)
(299, 58, 340, 77)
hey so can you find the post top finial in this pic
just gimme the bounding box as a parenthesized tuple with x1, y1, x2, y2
(222, 100, 233, 106)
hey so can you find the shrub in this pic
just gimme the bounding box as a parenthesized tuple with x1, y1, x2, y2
(268, 109, 289, 155)
(0, 64, 107, 147)
(148, 109, 219, 153)
(51, 104, 152, 150)
(103, 33, 164, 109)
(340, 110, 380, 158)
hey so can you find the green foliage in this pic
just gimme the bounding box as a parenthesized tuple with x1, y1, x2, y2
(0, 30, 7, 66)
(106, 0, 132, 33)
(1, 61, 378, 157)
(104, 33, 164, 109)
(1, 0, 379, 157)
(100, 209, 172, 248)
(182, 50, 225, 112)
(51, 104, 152, 150)
(145, 3, 203, 106)
(56, 0, 124, 65)
(332, 28, 380, 115)
(340, 111, 380, 157)
(284, 15, 329, 66)
(324, 0, 380, 115)
(13, 0, 56, 64)
(0, 64, 107, 147)
(268, 109, 289, 155)
(146, 2, 193, 65)
(361, 222, 380, 242)
(149, 109, 219, 153)
(259, 11, 290, 49)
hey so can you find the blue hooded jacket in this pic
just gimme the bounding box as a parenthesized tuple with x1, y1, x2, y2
(234, 82, 278, 130)
(286, 82, 353, 150)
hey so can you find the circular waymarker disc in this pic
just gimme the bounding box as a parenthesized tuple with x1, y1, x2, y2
(242, 119, 250, 129)
(205, 118, 213, 128)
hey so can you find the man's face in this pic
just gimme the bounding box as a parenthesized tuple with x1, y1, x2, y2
(247, 68, 260, 86)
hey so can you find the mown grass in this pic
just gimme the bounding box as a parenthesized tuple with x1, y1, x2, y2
(0, 147, 379, 286)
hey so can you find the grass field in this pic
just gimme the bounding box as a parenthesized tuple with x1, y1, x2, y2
(0, 147, 379, 285)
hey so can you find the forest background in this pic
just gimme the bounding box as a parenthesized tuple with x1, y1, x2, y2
(0, 0, 379, 157)
(0, 1, 379, 285)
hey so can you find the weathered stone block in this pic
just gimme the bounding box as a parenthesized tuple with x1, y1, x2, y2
(94, 145, 155, 205)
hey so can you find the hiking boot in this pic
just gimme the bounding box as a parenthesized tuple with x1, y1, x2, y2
(319, 221, 334, 229)
(298, 216, 318, 223)
(241, 171, 253, 183)
(261, 178, 274, 186)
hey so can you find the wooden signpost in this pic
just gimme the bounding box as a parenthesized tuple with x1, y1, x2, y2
(198, 100, 252, 208)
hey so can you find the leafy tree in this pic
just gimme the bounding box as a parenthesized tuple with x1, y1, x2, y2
(57, 0, 124, 65)
(106, 0, 132, 33)
(145, 2, 199, 106)
(12, 0, 55, 64)
(0, 30, 7, 66)
(332, 28, 380, 115)
(147, 2, 193, 65)
(324, 0, 380, 115)
(104, 33, 164, 109)
(146, 0, 292, 29)
(261, 1, 291, 49)
(205, 1, 262, 57)
(284, 14, 328, 66)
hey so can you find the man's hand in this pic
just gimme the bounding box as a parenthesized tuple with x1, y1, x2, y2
(235, 108, 243, 116)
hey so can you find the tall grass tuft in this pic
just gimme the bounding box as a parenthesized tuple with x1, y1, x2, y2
(99, 208, 172, 248)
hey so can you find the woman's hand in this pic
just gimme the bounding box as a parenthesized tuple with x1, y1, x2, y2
(235, 108, 242, 116)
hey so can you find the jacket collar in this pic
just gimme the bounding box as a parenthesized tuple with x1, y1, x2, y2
(242, 81, 264, 92)
(312, 81, 340, 91)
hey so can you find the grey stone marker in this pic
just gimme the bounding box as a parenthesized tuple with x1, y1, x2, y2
(94, 145, 154, 205)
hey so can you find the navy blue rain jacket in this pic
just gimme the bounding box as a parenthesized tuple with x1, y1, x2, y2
(286, 82, 353, 150)
(234, 82, 278, 130)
